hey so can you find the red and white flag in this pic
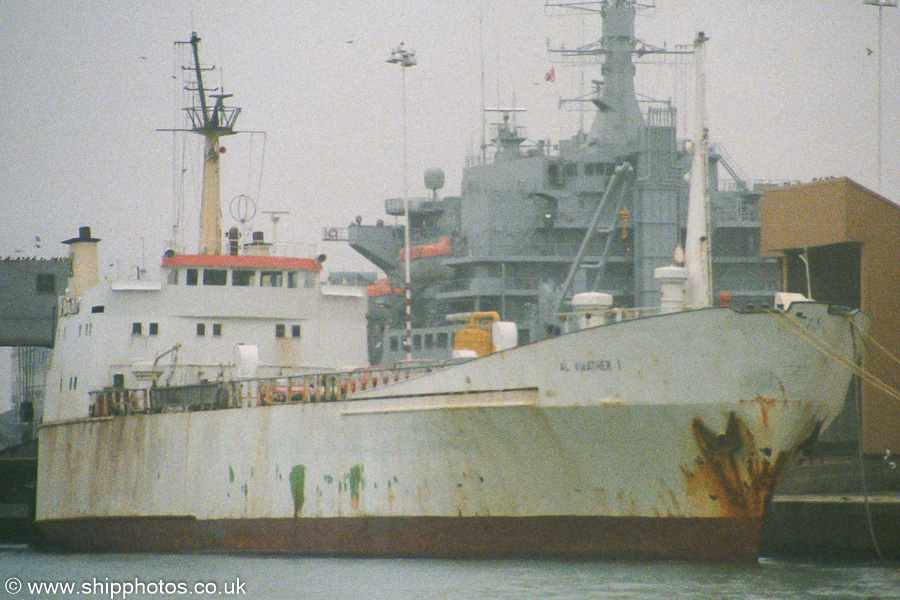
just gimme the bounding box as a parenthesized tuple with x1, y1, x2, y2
(544, 66, 556, 83)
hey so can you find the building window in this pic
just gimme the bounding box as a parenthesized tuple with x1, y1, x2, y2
(149, 322, 159, 336)
(197, 323, 206, 336)
(413, 334, 422, 351)
(286, 271, 298, 288)
(212, 323, 222, 337)
(186, 269, 199, 286)
(167, 269, 179, 285)
(203, 269, 227, 286)
(36, 273, 55, 294)
(261, 271, 283, 287)
(91, 305, 105, 313)
(389, 336, 399, 352)
(425, 333, 434, 350)
(291, 324, 301, 338)
(275, 324, 286, 338)
(304, 272, 317, 288)
(437, 332, 448, 348)
(232, 270, 254, 286)
(132, 322, 142, 336)
(113, 374, 125, 388)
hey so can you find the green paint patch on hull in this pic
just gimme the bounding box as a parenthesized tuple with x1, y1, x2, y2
(349, 465, 364, 503)
(289, 465, 306, 517)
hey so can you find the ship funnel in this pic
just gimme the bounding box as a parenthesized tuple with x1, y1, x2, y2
(62, 226, 101, 296)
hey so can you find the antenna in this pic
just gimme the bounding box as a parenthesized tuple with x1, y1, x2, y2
(262, 210, 290, 253)
(479, 5, 487, 164)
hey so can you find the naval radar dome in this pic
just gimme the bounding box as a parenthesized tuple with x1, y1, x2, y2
(424, 167, 445, 193)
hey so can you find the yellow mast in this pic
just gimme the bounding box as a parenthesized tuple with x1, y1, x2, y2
(185, 32, 240, 255)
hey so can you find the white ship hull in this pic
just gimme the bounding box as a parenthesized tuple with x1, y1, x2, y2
(36, 303, 860, 560)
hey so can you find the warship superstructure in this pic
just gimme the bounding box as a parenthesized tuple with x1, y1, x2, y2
(340, 1, 779, 365)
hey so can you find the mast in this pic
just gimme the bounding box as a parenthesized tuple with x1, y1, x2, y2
(684, 31, 712, 309)
(184, 32, 241, 255)
(545, 1, 652, 158)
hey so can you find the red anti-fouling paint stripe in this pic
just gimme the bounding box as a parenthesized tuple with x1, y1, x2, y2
(37, 515, 762, 561)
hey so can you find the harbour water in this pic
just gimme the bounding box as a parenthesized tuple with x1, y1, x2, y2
(3, 547, 899, 600)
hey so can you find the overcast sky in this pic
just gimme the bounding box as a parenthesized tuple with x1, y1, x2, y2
(0, 0, 897, 408)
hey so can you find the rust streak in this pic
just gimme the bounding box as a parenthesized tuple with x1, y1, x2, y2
(682, 412, 790, 518)
(739, 396, 781, 430)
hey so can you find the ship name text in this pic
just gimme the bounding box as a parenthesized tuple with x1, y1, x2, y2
(559, 359, 621, 373)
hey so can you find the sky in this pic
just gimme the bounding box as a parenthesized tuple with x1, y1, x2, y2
(0, 0, 897, 408)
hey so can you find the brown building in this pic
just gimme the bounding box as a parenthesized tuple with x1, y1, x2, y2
(761, 177, 900, 455)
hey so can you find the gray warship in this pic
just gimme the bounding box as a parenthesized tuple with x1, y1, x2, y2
(332, 0, 780, 366)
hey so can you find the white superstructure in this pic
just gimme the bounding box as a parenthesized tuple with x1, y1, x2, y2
(47, 230, 367, 422)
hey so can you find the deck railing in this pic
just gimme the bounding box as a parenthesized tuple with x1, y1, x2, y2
(88, 362, 452, 417)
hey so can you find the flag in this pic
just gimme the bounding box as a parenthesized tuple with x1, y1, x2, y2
(544, 67, 556, 83)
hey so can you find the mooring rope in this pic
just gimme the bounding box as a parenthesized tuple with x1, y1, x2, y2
(770, 308, 891, 560)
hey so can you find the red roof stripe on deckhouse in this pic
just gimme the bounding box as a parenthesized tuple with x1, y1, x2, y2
(161, 254, 322, 271)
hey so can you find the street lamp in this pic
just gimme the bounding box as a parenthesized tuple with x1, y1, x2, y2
(387, 42, 417, 360)
(864, 0, 897, 193)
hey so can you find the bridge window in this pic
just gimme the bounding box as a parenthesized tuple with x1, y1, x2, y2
(36, 273, 55, 294)
(212, 323, 222, 337)
(291, 325, 301, 338)
(132, 322, 142, 336)
(261, 271, 283, 287)
(275, 323, 286, 338)
(186, 269, 199, 286)
(436, 332, 448, 348)
(413, 334, 422, 351)
(232, 270, 254, 286)
(389, 336, 398, 352)
(425, 333, 434, 350)
(203, 269, 227, 286)
(196, 323, 206, 336)
(149, 322, 159, 336)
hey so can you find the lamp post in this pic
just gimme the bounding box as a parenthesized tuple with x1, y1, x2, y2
(387, 43, 417, 361)
(864, 0, 897, 193)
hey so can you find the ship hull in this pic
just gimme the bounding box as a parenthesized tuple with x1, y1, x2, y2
(38, 514, 761, 561)
(36, 304, 860, 560)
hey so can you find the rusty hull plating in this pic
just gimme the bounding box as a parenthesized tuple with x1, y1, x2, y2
(36, 303, 861, 561)
(682, 410, 798, 519)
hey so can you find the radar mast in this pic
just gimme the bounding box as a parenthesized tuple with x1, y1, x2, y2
(182, 32, 241, 255)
